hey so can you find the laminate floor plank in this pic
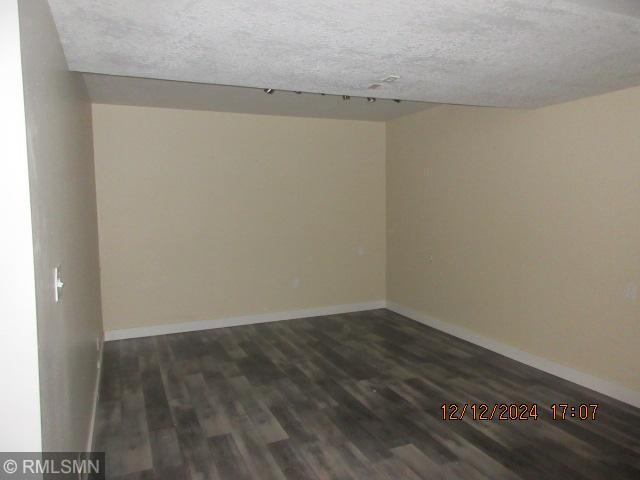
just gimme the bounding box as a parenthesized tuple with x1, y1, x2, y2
(95, 309, 640, 479)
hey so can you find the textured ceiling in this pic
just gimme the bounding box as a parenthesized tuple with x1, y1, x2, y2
(49, 1, 640, 107)
(83, 74, 435, 121)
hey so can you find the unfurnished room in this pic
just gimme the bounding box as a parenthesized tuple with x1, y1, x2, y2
(1, 1, 639, 479)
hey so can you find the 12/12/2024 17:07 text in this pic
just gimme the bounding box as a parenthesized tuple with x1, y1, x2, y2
(441, 403, 599, 421)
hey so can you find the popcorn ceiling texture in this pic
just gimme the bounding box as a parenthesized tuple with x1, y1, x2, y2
(48, 0, 640, 107)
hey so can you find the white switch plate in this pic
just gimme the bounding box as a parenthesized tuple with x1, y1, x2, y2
(54, 266, 64, 302)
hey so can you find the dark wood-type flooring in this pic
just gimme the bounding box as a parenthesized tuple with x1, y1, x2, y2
(94, 309, 640, 479)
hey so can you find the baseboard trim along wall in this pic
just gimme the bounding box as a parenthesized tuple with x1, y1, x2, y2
(102, 299, 639, 408)
(104, 300, 387, 341)
(86, 335, 104, 453)
(386, 301, 640, 409)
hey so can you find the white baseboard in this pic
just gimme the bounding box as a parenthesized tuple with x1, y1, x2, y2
(85, 335, 104, 453)
(386, 301, 640, 409)
(104, 300, 387, 341)
(101, 298, 639, 408)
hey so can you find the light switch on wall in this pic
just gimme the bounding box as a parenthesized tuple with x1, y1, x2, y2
(54, 266, 64, 302)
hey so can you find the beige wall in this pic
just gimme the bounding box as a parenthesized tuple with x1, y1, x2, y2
(19, 0, 103, 451)
(92, 69, 638, 395)
(387, 86, 640, 392)
(93, 105, 385, 331)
